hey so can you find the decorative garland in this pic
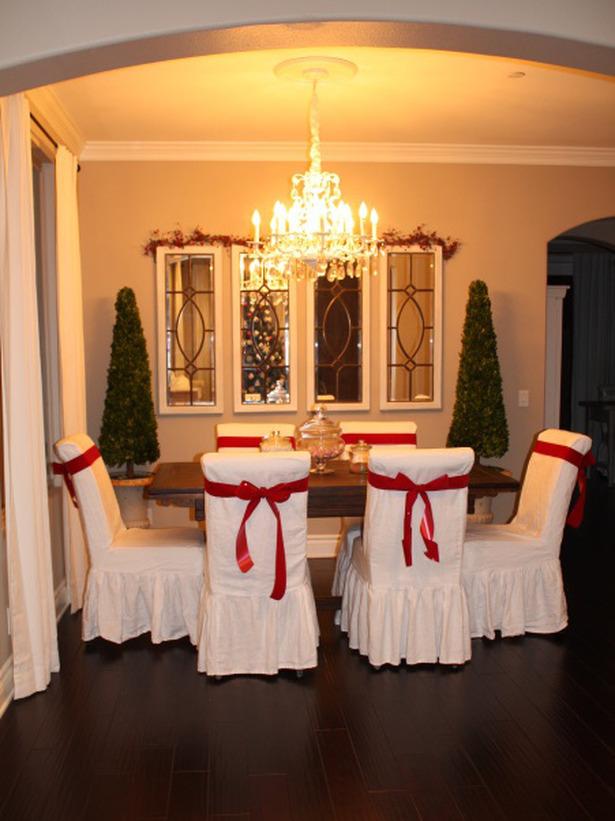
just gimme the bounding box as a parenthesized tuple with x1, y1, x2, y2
(143, 224, 460, 260)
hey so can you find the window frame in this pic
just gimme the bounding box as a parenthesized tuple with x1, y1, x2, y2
(306, 270, 371, 412)
(155, 244, 224, 415)
(231, 244, 298, 414)
(378, 245, 443, 411)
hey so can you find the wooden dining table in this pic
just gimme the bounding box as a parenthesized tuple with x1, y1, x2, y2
(147, 460, 520, 521)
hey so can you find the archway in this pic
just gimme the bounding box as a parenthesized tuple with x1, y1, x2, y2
(546, 217, 615, 475)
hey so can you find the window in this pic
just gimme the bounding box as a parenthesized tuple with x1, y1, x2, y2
(306, 272, 370, 410)
(379, 247, 442, 409)
(156, 246, 224, 414)
(231, 246, 297, 412)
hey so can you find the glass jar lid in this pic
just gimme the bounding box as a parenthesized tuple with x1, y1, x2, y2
(298, 404, 342, 441)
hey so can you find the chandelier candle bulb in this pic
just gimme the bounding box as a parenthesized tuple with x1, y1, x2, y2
(371, 209, 379, 240)
(251, 210, 261, 244)
(359, 201, 367, 235)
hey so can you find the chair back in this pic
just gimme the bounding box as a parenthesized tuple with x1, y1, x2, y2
(339, 420, 418, 459)
(201, 451, 310, 597)
(53, 433, 124, 559)
(216, 422, 297, 452)
(362, 447, 474, 588)
(512, 428, 592, 546)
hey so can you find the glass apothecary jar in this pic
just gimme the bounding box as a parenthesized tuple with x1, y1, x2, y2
(259, 430, 294, 452)
(349, 440, 371, 474)
(297, 405, 344, 474)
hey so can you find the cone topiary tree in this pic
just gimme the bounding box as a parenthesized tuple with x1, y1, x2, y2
(99, 287, 159, 478)
(447, 279, 509, 461)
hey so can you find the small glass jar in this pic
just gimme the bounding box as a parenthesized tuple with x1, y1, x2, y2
(349, 439, 371, 474)
(259, 429, 294, 452)
(297, 405, 345, 474)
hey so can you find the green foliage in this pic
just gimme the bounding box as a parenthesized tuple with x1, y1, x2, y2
(447, 280, 509, 460)
(99, 287, 159, 475)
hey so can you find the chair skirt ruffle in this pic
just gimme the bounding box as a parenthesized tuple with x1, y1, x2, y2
(83, 567, 203, 644)
(462, 557, 567, 639)
(331, 522, 361, 596)
(197, 582, 319, 675)
(340, 564, 472, 666)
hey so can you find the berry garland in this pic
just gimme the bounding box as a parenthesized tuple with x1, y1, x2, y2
(144, 224, 461, 260)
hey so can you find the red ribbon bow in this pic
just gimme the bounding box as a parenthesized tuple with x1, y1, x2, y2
(368, 469, 470, 566)
(342, 432, 417, 446)
(52, 444, 102, 508)
(216, 436, 296, 450)
(532, 440, 595, 528)
(204, 475, 308, 600)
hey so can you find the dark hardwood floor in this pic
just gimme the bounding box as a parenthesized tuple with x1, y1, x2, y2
(1, 476, 614, 820)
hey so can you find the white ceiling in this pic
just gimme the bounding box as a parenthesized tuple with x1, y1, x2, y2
(47, 46, 615, 149)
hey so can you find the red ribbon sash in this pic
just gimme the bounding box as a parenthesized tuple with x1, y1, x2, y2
(217, 435, 296, 450)
(368, 469, 470, 566)
(204, 475, 308, 600)
(342, 432, 417, 446)
(53, 444, 102, 508)
(532, 440, 595, 528)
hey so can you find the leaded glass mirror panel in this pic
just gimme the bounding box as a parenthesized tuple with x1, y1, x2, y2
(379, 247, 442, 409)
(232, 247, 297, 412)
(156, 246, 223, 414)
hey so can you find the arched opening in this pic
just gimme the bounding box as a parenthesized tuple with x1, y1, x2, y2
(546, 217, 615, 481)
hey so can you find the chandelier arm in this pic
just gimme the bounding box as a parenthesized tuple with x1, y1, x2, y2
(309, 80, 321, 175)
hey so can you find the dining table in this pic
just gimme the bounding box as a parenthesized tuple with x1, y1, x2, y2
(147, 459, 520, 521)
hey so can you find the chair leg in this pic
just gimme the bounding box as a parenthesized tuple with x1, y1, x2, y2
(296, 669, 304, 679)
(334, 609, 341, 626)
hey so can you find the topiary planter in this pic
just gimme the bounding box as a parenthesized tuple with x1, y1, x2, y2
(110, 474, 153, 528)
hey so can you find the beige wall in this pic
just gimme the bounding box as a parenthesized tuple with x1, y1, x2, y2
(78, 160, 615, 522)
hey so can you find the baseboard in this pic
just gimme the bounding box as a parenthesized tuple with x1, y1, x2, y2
(0, 577, 70, 720)
(307, 533, 340, 559)
(0, 655, 13, 719)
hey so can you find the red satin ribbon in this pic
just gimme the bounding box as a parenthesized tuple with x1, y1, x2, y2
(217, 435, 296, 450)
(342, 432, 417, 446)
(204, 475, 308, 600)
(532, 440, 595, 528)
(368, 469, 470, 566)
(53, 444, 102, 508)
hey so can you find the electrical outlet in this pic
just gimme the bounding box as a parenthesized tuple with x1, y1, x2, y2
(518, 389, 529, 407)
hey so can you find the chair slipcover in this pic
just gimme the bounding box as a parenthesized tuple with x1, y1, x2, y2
(338, 447, 474, 666)
(54, 433, 204, 644)
(462, 428, 592, 638)
(216, 422, 297, 453)
(332, 420, 418, 596)
(198, 451, 318, 675)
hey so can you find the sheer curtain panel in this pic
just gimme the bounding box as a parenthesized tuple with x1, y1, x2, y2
(0, 94, 59, 698)
(55, 145, 88, 611)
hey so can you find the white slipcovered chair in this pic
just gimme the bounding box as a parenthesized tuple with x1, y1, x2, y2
(198, 450, 318, 676)
(216, 422, 297, 452)
(332, 420, 418, 596)
(462, 428, 593, 639)
(54, 433, 204, 644)
(338, 446, 475, 667)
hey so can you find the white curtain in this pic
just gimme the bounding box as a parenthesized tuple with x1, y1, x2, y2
(55, 146, 89, 611)
(0, 94, 59, 698)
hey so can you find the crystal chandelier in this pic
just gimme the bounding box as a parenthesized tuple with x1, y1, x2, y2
(245, 59, 381, 290)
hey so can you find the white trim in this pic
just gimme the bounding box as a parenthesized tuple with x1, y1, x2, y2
(27, 87, 85, 158)
(230, 245, 298, 413)
(0, 656, 13, 719)
(80, 140, 615, 167)
(307, 533, 340, 559)
(155, 245, 224, 415)
(0, 578, 70, 719)
(544, 285, 570, 429)
(306, 271, 371, 412)
(379, 246, 443, 411)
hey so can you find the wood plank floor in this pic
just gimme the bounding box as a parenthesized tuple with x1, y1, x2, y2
(1, 476, 614, 820)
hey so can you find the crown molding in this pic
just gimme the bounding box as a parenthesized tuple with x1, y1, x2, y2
(79, 140, 615, 166)
(27, 87, 85, 157)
